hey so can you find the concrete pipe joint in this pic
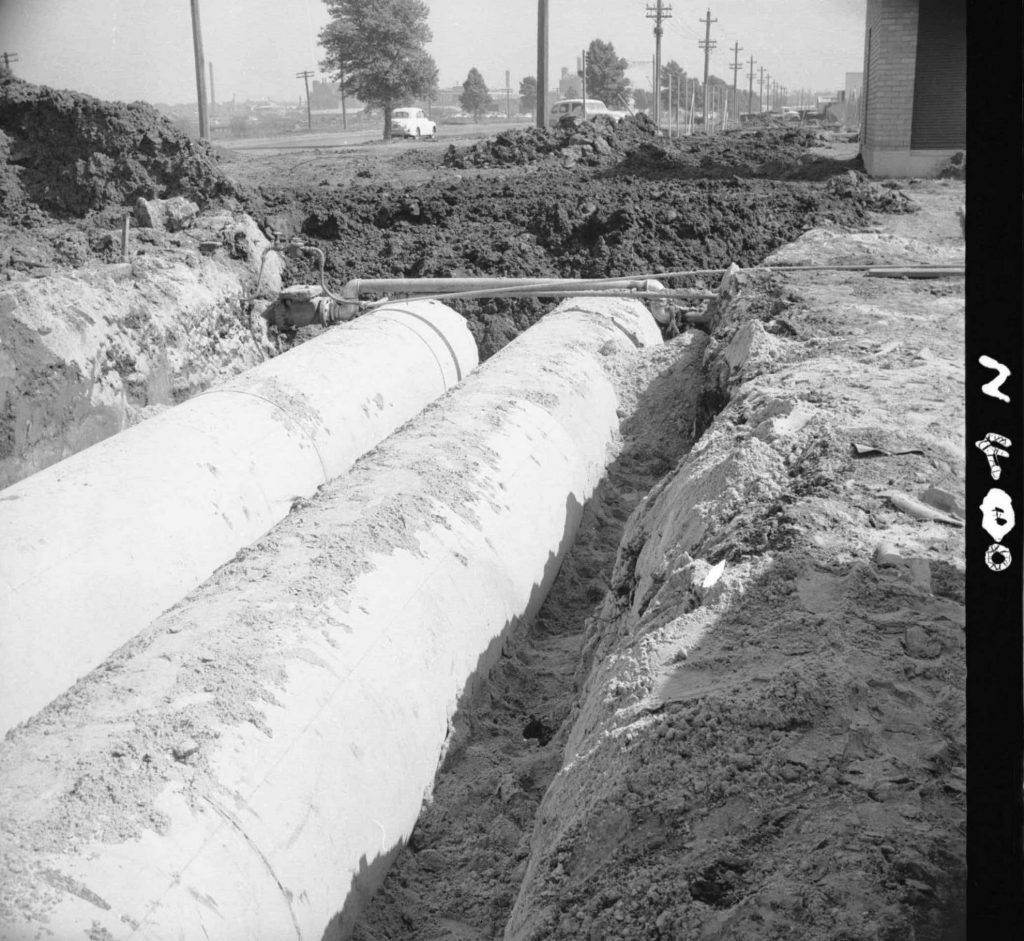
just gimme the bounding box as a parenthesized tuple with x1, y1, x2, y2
(0, 298, 661, 941)
(0, 300, 477, 736)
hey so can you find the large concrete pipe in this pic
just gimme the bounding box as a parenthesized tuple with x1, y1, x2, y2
(0, 298, 661, 941)
(0, 301, 477, 736)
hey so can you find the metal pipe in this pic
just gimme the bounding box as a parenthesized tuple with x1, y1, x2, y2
(0, 297, 662, 941)
(342, 276, 670, 322)
(865, 266, 964, 278)
(0, 301, 478, 735)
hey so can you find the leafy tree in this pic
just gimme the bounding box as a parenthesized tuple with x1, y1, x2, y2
(585, 39, 630, 107)
(319, 0, 438, 140)
(632, 88, 653, 112)
(519, 76, 538, 115)
(660, 60, 689, 113)
(460, 67, 493, 121)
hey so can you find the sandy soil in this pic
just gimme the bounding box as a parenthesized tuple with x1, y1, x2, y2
(348, 184, 965, 941)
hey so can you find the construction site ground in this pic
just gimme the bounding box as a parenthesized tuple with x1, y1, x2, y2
(0, 81, 965, 940)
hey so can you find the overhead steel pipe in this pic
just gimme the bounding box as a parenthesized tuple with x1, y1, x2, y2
(0, 301, 477, 736)
(0, 297, 661, 941)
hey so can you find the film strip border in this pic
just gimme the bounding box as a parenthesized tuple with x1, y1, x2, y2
(966, 2, 1024, 931)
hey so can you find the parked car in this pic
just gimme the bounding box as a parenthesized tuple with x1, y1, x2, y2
(391, 107, 436, 138)
(547, 98, 627, 127)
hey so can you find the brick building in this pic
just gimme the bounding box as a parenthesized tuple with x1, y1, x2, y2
(860, 0, 965, 177)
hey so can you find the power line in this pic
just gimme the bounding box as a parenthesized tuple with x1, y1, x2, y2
(645, 1, 672, 127)
(698, 8, 717, 129)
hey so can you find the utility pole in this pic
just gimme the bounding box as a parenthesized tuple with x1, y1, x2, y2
(208, 61, 216, 119)
(580, 49, 587, 118)
(765, 71, 771, 111)
(746, 56, 755, 120)
(537, 0, 549, 128)
(296, 70, 314, 130)
(758, 66, 765, 114)
(646, 1, 672, 129)
(698, 8, 717, 131)
(189, 0, 210, 140)
(1, 51, 19, 72)
(728, 41, 742, 125)
(505, 69, 511, 118)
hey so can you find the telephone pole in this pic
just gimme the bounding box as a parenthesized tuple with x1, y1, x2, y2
(746, 56, 755, 119)
(728, 41, 742, 124)
(1, 52, 19, 72)
(580, 49, 588, 118)
(758, 66, 765, 113)
(646, 1, 672, 129)
(296, 70, 314, 129)
(208, 61, 216, 118)
(189, 0, 210, 140)
(698, 8, 717, 131)
(537, 0, 549, 128)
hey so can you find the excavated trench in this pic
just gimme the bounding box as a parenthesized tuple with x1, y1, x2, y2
(346, 310, 719, 941)
(2, 79, 962, 939)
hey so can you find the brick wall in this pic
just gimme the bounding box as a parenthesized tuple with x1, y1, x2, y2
(862, 0, 920, 151)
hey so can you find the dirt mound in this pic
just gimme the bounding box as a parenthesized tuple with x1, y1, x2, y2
(443, 113, 659, 169)
(937, 152, 965, 180)
(243, 167, 918, 359)
(609, 127, 863, 182)
(0, 77, 237, 218)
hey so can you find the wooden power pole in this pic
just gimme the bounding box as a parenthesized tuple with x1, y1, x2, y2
(646, 1, 672, 129)
(729, 41, 742, 124)
(537, 0, 549, 128)
(189, 0, 210, 140)
(698, 8, 717, 131)
(296, 71, 315, 129)
(747, 56, 755, 120)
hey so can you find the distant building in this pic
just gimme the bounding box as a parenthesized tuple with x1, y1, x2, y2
(558, 67, 581, 100)
(860, 0, 965, 177)
(824, 73, 864, 127)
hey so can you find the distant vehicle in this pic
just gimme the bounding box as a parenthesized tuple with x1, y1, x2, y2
(391, 107, 436, 138)
(547, 98, 627, 127)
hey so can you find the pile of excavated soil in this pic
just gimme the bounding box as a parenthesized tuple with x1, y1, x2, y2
(243, 169, 916, 360)
(442, 113, 660, 169)
(0, 77, 237, 219)
(443, 122, 850, 180)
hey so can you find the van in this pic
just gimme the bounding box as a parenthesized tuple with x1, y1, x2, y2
(547, 98, 620, 126)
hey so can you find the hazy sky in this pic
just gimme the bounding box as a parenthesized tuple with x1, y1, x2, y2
(0, 0, 866, 106)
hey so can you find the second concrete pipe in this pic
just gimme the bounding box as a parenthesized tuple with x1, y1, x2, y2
(0, 301, 477, 735)
(0, 297, 662, 940)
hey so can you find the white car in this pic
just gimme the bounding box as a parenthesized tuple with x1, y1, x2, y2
(391, 107, 436, 138)
(547, 98, 627, 126)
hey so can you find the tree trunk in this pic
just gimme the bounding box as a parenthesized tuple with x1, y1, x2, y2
(383, 99, 392, 141)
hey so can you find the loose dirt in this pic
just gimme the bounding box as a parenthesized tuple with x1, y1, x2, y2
(350, 181, 965, 941)
(0, 76, 965, 941)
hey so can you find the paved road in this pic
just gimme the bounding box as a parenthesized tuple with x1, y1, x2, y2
(217, 122, 528, 155)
